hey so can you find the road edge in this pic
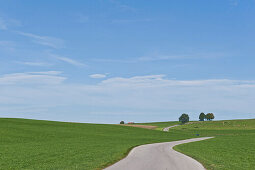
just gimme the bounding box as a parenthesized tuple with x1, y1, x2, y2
(103, 137, 214, 170)
(173, 137, 215, 170)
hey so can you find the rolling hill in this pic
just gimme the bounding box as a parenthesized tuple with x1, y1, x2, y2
(1, 118, 254, 169)
(0, 118, 193, 169)
(172, 119, 255, 170)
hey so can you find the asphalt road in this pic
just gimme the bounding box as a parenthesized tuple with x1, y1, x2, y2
(162, 124, 180, 131)
(105, 137, 213, 170)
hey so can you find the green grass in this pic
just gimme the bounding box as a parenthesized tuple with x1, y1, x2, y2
(2, 118, 254, 170)
(172, 119, 255, 170)
(0, 118, 194, 170)
(136, 121, 180, 130)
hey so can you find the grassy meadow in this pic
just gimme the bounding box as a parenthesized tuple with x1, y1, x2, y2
(135, 121, 180, 130)
(1, 118, 254, 170)
(0, 118, 194, 170)
(172, 119, 255, 170)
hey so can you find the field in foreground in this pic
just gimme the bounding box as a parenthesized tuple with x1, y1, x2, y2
(1, 118, 254, 170)
(172, 119, 255, 170)
(0, 118, 194, 170)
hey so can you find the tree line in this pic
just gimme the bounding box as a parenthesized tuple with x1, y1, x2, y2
(119, 112, 215, 124)
(179, 112, 215, 124)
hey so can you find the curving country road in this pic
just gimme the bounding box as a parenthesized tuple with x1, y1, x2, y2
(105, 137, 213, 170)
(162, 124, 180, 131)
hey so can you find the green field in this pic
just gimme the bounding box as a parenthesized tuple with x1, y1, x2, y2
(0, 118, 195, 170)
(135, 121, 180, 130)
(1, 118, 254, 170)
(172, 119, 255, 170)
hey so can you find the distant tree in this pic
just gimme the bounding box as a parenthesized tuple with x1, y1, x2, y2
(205, 113, 215, 121)
(199, 112, 206, 121)
(179, 113, 189, 124)
(205, 114, 209, 121)
(120, 121, 125, 124)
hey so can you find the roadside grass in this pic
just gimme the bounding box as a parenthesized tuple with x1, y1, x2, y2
(135, 121, 180, 130)
(0, 118, 195, 170)
(172, 119, 255, 170)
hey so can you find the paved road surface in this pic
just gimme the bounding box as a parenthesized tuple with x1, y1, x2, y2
(162, 124, 180, 131)
(105, 137, 213, 170)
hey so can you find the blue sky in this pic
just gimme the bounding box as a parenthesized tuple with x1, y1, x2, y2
(0, 0, 255, 123)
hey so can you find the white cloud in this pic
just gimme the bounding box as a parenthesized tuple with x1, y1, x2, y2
(138, 55, 185, 61)
(27, 71, 62, 75)
(137, 52, 223, 62)
(17, 61, 52, 67)
(0, 74, 255, 123)
(89, 74, 107, 79)
(0, 71, 65, 85)
(16, 31, 65, 49)
(109, 0, 136, 12)
(100, 75, 255, 89)
(93, 52, 223, 64)
(54, 55, 86, 67)
(0, 16, 21, 30)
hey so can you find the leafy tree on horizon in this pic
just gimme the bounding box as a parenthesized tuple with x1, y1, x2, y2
(199, 112, 206, 121)
(179, 113, 189, 124)
(205, 113, 215, 121)
(120, 121, 125, 124)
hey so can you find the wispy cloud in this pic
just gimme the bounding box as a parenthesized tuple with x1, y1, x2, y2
(0, 41, 15, 51)
(92, 58, 136, 63)
(89, 74, 107, 79)
(92, 56, 182, 63)
(109, 0, 136, 12)
(138, 52, 224, 62)
(0, 16, 21, 30)
(17, 61, 52, 67)
(112, 18, 151, 24)
(0, 17, 7, 30)
(101, 75, 255, 87)
(93, 52, 225, 63)
(28, 71, 62, 75)
(0, 71, 65, 85)
(16, 31, 65, 49)
(138, 55, 186, 61)
(1, 74, 255, 123)
(52, 54, 86, 67)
